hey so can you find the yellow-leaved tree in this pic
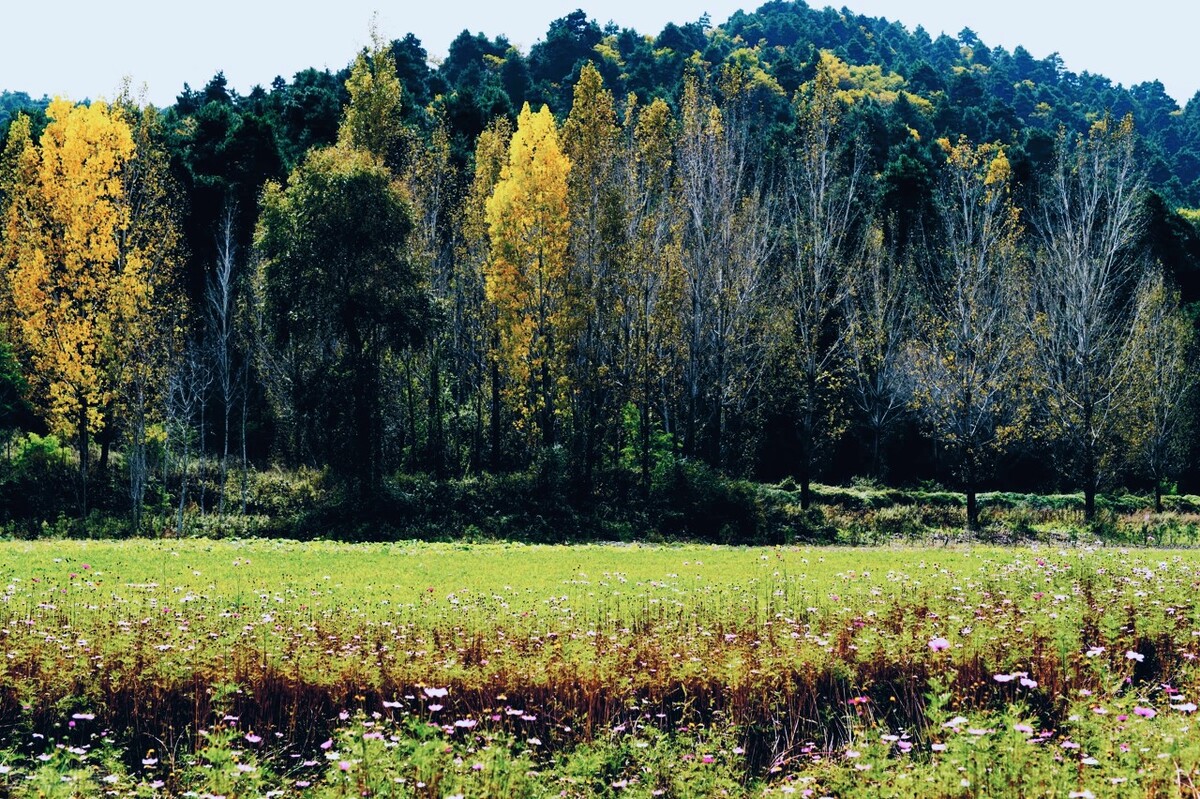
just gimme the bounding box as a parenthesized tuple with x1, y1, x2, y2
(2, 98, 181, 517)
(485, 103, 573, 450)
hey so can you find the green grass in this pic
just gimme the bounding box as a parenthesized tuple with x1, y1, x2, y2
(4, 539, 1200, 796)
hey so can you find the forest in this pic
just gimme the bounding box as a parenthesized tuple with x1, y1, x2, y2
(3, 0, 1200, 538)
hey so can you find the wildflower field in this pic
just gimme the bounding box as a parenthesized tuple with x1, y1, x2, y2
(3, 540, 1200, 797)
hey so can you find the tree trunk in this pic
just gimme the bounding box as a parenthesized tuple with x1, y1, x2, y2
(490, 336, 502, 471)
(219, 385, 230, 516)
(640, 396, 652, 499)
(198, 395, 208, 515)
(871, 426, 883, 480)
(428, 344, 445, 477)
(1155, 480, 1164, 514)
(541, 352, 555, 450)
(966, 483, 979, 531)
(77, 402, 89, 520)
(800, 453, 812, 510)
(1083, 444, 1097, 522)
(240, 368, 249, 515)
(176, 433, 189, 537)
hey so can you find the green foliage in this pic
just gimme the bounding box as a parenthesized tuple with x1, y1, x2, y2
(255, 144, 432, 496)
(650, 458, 764, 543)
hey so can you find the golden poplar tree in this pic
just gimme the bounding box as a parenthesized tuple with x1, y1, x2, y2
(339, 26, 408, 169)
(562, 62, 623, 475)
(485, 103, 572, 449)
(1, 97, 181, 517)
(2, 99, 136, 511)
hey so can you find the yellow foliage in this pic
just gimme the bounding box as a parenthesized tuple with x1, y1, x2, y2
(3, 99, 135, 437)
(339, 25, 406, 164)
(485, 104, 573, 444)
(1, 97, 180, 448)
(802, 51, 927, 111)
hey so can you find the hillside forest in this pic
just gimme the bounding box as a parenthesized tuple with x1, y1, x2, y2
(3, 1, 1200, 536)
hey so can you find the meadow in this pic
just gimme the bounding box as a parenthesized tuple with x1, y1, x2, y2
(2, 539, 1200, 796)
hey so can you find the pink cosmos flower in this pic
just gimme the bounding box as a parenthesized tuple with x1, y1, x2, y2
(928, 637, 950, 652)
(1134, 706, 1156, 718)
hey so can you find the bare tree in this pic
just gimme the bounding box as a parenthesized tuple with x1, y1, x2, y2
(676, 68, 774, 467)
(1122, 267, 1198, 511)
(206, 203, 241, 515)
(167, 342, 212, 536)
(906, 138, 1025, 529)
(780, 52, 863, 507)
(1029, 115, 1144, 520)
(844, 223, 912, 479)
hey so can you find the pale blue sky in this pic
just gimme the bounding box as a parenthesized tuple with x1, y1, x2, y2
(1, 1, 1194, 108)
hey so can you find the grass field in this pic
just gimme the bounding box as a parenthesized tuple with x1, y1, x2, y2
(3, 539, 1200, 796)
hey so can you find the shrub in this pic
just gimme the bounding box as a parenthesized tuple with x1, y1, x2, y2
(651, 458, 764, 543)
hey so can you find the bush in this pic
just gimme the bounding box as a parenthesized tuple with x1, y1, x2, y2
(651, 458, 764, 543)
(0, 433, 77, 524)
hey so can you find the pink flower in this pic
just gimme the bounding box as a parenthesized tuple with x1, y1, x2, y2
(928, 637, 950, 652)
(1172, 702, 1198, 712)
(1126, 651, 1145, 663)
(423, 687, 449, 698)
(1019, 677, 1038, 688)
(1134, 706, 1156, 719)
(245, 733, 262, 744)
(1014, 723, 1033, 734)
(320, 739, 333, 750)
(701, 754, 715, 763)
(994, 674, 1014, 683)
(338, 761, 351, 771)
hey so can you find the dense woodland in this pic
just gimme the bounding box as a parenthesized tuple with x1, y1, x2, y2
(3, 1, 1200, 536)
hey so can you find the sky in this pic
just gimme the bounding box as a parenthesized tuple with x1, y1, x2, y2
(1, 1, 1196, 108)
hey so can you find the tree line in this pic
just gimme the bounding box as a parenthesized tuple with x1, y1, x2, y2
(0, 20, 1198, 532)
